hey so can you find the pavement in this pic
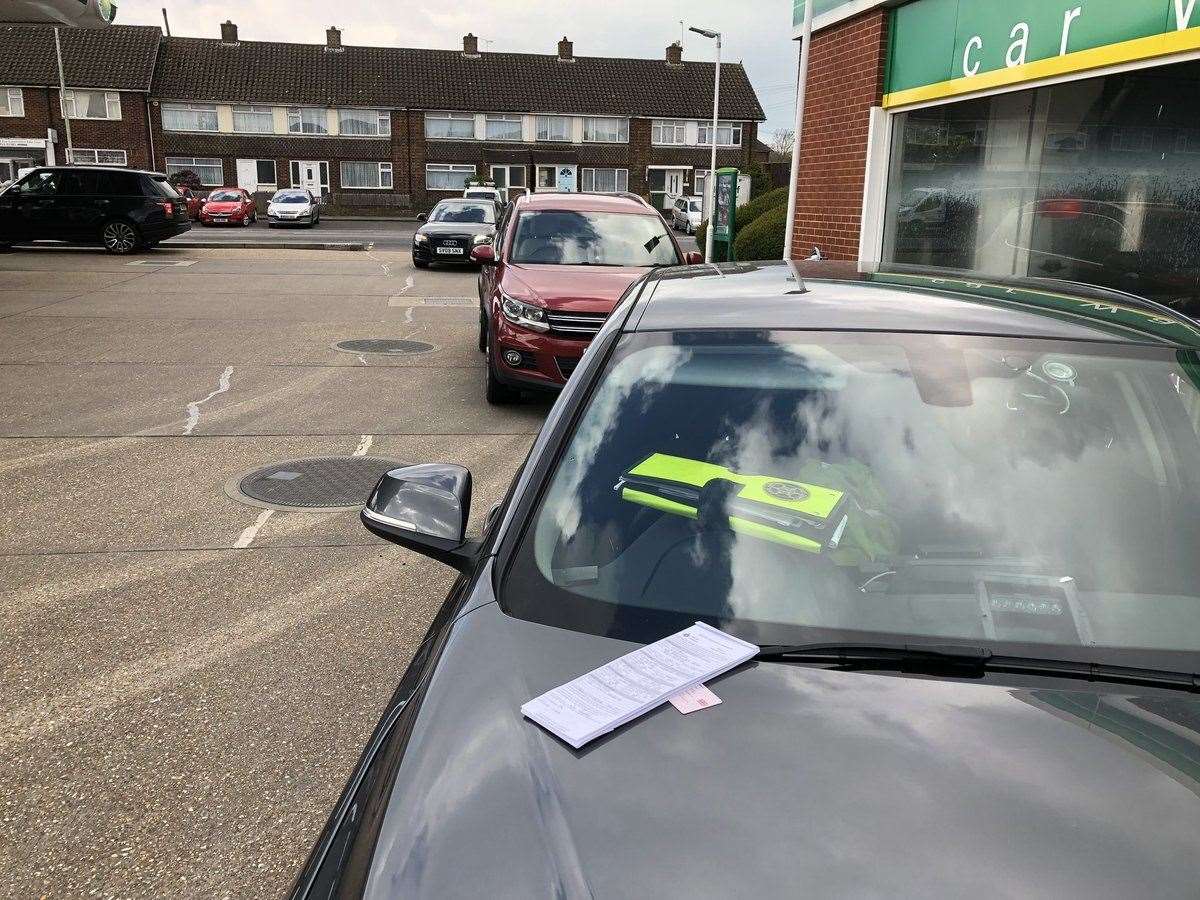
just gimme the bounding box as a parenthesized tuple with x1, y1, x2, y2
(0, 246, 550, 897)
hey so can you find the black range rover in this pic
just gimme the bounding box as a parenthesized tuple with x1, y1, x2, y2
(0, 166, 191, 253)
(412, 198, 497, 268)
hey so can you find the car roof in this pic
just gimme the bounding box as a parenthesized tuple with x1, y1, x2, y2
(631, 260, 1200, 349)
(515, 192, 656, 214)
(32, 165, 163, 176)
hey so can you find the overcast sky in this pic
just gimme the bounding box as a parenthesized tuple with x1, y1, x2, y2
(122, 0, 799, 138)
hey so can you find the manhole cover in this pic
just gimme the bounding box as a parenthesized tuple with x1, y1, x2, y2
(335, 339, 434, 355)
(233, 456, 402, 510)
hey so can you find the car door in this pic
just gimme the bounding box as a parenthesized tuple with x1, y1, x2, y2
(0, 170, 61, 241)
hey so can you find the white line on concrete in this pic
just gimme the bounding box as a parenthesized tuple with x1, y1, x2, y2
(353, 434, 373, 456)
(234, 509, 274, 548)
(183, 366, 233, 435)
(404, 306, 415, 324)
(357, 353, 369, 366)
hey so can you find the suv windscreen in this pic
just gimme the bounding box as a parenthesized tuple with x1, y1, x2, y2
(503, 329, 1200, 662)
(429, 202, 495, 224)
(510, 209, 680, 266)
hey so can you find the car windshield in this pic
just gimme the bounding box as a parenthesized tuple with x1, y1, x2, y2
(209, 191, 242, 202)
(689, 201, 701, 212)
(273, 192, 309, 204)
(510, 209, 679, 266)
(429, 202, 495, 224)
(504, 329, 1200, 662)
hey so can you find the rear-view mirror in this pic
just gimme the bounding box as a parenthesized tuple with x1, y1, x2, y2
(361, 464, 480, 572)
(416, 212, 427, 222)
(471, 244, 497, 264)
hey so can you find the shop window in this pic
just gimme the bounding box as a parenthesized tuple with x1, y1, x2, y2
(536, 115, 571, 142)
(426, 163, 475, 191)
(425, 112, 475, 140)
(882, 59, 1200, 316)
(0, 87, 24, 117)
(341, 161, 393, 189)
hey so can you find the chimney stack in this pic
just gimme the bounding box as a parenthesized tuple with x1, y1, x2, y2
(666, 41, 683, 66)
(557, 36, 574, 62)
(326, 26, 343, 51)
(220, 20, 238, 44)
(462, 33, 480, 57)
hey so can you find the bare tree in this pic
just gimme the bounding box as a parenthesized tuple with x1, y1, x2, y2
(769, 129, 795, 157)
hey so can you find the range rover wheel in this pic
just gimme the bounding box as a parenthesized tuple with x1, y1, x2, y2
(101, 220, 140, 255)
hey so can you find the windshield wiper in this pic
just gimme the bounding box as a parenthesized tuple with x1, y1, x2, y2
(756, 643, 1199, 692)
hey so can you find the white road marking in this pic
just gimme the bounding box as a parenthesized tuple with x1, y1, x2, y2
(233, 509, 274, 548)
(183, 366, 233, 435)
(357, 353, 369, 366)
(353, 434, 373, 456)
(404, 306, 415, 324)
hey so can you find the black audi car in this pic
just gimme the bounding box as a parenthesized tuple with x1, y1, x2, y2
(293, 261, 1200, 899)
(0, 166, 190, 253)
(411, 198, 498, 268)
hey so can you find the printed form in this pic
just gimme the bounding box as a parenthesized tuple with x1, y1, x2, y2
(521, 622, 758, 748)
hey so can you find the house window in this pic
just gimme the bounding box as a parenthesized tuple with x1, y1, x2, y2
(535, 115, 571, 142)
(583, 117, 628, 143)
(165, 156, 223, 185)
(256, 159, 277, 186)
(425, 112, 475, 140)
(67, 148, 127, 166)
(287, 108, 329, 135)
(485, 114, 523, 141)
(581, 168, 628, 193)
(697, 121, 742, 147)
(341, 161, 393, 189)
(63, 89, 121, 120)
(339, 109, 391, 136)
(162, 103, 218, 132)
(426, 163, 475, 190)
(652, 120, 688, 145)
(0, 87, 24, 117)
(232, 106, 274, 134)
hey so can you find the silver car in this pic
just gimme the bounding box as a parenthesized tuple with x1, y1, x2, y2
(671, 195, 703, 234)
(266, 188, 320, 228)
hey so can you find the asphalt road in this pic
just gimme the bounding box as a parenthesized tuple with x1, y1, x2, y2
(0, 246, 548, 897)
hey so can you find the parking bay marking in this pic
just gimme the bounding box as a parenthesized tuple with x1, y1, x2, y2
(125, 260, 197, 267)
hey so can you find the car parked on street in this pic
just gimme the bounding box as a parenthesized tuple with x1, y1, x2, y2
(0, 165, 190, 253)
(291, 260, 1200, 899)
(200, 187, 257, 227)
(177, 186, 205, 220)
(670, 194, 703, 234)
(473, 191, 700, 403)
(412, 199, 497, 269)
(267, 188, 321, 228)
(463, 185, 505, 208)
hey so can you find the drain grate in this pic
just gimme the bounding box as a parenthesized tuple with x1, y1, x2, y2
(235, 456, 402, 509)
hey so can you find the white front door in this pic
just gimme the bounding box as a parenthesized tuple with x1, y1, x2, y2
(235, 158, 257, 192)
(297, 161, 322, 196)
(664, 169, 684, 199)
(556, 165, 577, 192)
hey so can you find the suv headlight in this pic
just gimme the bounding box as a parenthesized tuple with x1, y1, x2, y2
(501, 294, 549, 332)
(413, 232, 428, 244)
(472, 233, 492, 245)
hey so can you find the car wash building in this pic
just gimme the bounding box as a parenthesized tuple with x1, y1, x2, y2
(789, 0, 1200, 309)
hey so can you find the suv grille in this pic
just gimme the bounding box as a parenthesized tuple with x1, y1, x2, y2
(545, 310, 607, 338)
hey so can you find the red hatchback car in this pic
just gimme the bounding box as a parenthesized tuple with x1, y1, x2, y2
(473, 192, 700, 403)
(200, 187, 257, 226)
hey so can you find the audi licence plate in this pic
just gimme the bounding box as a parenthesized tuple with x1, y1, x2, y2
(436, 246, 464, 255)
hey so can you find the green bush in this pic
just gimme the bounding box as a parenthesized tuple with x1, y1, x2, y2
(745, 162, 771, 200)
(695, 186, 788, 260)
(733, 203, 788, 261)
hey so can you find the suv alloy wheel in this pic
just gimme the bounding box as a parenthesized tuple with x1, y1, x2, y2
(101, 220, 140, 254)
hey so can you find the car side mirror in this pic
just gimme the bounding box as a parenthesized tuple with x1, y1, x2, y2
(685, 251, 704, 265)
(416, 212, 427, 222)
(471, 244, 497, 264)
(361, 464, 480, 573)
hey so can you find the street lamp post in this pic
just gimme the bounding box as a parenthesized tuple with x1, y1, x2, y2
(53, 26, 74, 164)
(689, 25, 721, 263)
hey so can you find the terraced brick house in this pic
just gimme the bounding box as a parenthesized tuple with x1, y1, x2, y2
(0, 21, 766, 215)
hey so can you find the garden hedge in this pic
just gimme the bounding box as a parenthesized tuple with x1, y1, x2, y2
(732, 202, 788, 261)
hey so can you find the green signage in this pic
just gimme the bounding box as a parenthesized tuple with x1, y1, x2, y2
(886, 0, 1200, 104)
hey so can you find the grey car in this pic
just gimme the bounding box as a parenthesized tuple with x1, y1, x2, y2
(292, 261, 1200, 899)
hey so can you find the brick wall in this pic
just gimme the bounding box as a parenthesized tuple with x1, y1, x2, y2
(0, 88, 153, 170)
(789, 10, 888, 261)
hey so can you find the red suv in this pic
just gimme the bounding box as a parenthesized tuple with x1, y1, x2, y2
(473, 192, 699, 403)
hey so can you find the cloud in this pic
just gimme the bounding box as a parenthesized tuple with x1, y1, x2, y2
(129, 0, 798, 134)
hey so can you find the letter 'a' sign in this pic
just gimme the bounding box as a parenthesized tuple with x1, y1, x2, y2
(884, 0, 1200, 107)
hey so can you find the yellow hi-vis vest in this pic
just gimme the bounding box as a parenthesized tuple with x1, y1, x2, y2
(618, 453, 850, 553)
